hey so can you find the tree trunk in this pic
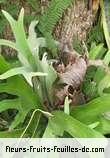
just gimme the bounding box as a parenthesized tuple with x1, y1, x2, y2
(53, 0, 99, 51)
(0, 0, 99, 58)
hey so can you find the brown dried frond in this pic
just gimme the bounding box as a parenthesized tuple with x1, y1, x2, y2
(53, 49, 87, 107)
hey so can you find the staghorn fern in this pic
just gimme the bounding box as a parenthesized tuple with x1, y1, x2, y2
(0, 9, 57, 129)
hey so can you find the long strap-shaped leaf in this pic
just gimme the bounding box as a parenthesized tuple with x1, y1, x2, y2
(0, 66, 47, 86)
(43, 111, 104, 138)
(2, 9, 36, 69)
(71, 94, 110, 125)
(0, 39, 17, 50)
(100, 0, 110, 49)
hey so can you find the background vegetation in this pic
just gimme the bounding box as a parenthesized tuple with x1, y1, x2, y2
(0, 0, 110, 138)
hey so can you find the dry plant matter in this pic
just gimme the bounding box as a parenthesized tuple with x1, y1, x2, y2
(51, 0, 104, 107)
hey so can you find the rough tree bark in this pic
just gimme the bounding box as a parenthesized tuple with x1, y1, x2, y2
(51, 0, 100, 107)
(0, 0, 99, 58)
(53, 0, 99, 50)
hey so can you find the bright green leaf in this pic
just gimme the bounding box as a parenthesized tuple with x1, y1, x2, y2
(100, 0, 110, 49)
(64, 96, 70, 115)
(104, 50, 110, 65)
(71, 95, 110, 125)
(89, 43, 104, 59)
(0, 66, 47, 86)
(0, 39, 17, 51)
(44, 111, 104, 138)
(98, 74, 110, 96)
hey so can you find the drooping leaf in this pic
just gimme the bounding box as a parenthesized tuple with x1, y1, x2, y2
(0, 66, 47, 86)
(43, 111, 104, 138)
(71, 94, 110, 125)
(0, 39, 17, 51)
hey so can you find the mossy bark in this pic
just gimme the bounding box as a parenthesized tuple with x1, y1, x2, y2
(0, 0, 99, 58)
(53, 0, 99, 46)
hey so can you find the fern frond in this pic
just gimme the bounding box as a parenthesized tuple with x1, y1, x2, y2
(38, 0, 74, 35)
(38, 0, 74, 57)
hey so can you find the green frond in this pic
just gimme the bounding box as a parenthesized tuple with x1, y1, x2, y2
(38, 0, 74, 35)
(38, 0, 74, 56)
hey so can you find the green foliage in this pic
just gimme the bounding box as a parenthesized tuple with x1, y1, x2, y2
(100, 0, 110, 49)
(82, 79, 98, 100)
(89, 43, 104, 60)
(0, 9, 47, 84)
(104, 50, 110, 65)
(38, 0, 74, 34)
(98, 74, 110, 95)
(70, 94, 110, 135)
(0, 56, 41, 129)
(71, 95, 110, 125)
(95, 116, 110, 135)
(87, 24, 104, 46)
(64, 97, 70, 115)
(43, 111, 104, 138)
(1, 8, 57, 89)
(0, 9, 56, 132)
(1, 0, 110, 139)
(20, 109, 52, 138)
(72, 35, 83, 54)
(0, 129, 25, 138)
(27, 0, 40, 11)
(37, 0, 74, 56)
